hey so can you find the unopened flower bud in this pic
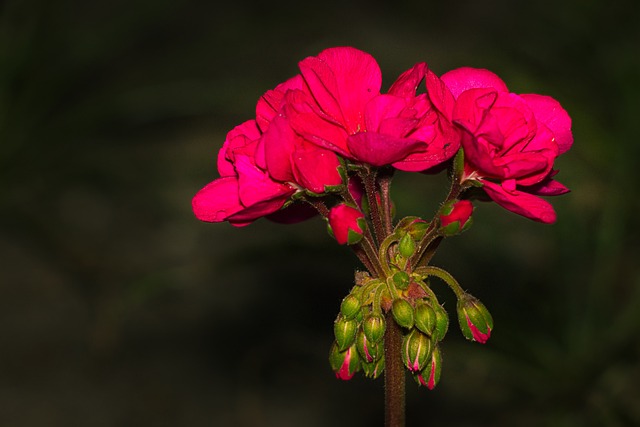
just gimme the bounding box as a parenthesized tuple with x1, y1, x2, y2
(402, 329, 432, 373)
(395, 216, 429, 241)
(327, 204, 366, 245)
(398, 233, 416, 258)
(356, 329, 381, 362)
(392, 271, 410, 290)
(362, 356, 385, 379)
(414, 301, 437, 336)
(340, 294, 361, 319)
(391, 298, 414, 329)
(329, 343, 361, 380)
(457, 294, 493, 344)
(432, 304, 449, 342)
(415, 345, 442, 390)
(363, 314, 386, 343)
(439, 199, 473, 236)
(334, 316, 358, 351)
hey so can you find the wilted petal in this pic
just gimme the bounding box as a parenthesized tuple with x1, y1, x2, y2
(441, 67, 509, 99)
(482, 180, 557, 224)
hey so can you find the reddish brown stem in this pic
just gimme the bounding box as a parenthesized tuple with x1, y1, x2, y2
(384, 311, 406, 427)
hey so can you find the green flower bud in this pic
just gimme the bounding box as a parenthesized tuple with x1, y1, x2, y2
(414, 345, 442, 390)
(362, 356, 385, 379)
(392, 271, 410, 291)
(402, 329, 433, 373)
(334, 316, 358, 351)
(392, 298, 414, 329)
(432, 304, 449, 342)
(439, 200, 473, 236)
(457, 294, 493, 344)
(414, 301, 437, 336)
(398, 232, 416, 258)
(340, 294, 361, 319)
(356, 329, 381, 362)
(363, 314, 386, 343)
(329, 343, 361, 380)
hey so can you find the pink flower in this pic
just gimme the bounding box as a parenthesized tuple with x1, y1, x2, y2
(287, 47, 459, 170)
(443, 67, 573, 223)
(328, 204, 366, 245)
(192, 120, 296, 226)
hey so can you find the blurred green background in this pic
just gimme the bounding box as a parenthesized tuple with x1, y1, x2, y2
(1, 0, 639, 425)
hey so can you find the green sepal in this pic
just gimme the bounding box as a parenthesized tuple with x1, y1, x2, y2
(452, 148, 465, 180)
(414, 301, 437, 336)
(392, 271, 410, 291)
(402, 328, 433, 372)
(432, 304, 449, 342)
(391, 298, 414, 329)
(398, 232, 416, 258)
(361, 356, 385, 379)
(340, 295, 361, 319)
(363, 314, 386, 343)
(334, 316, 358, 351)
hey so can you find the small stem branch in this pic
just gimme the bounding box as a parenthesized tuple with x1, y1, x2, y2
(415, 265, 466, 298)
(378, 169, 394, 235)
(384, 312, 406, 427)
(361, 169, 385, 245)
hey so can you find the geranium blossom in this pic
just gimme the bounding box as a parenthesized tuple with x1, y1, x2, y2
(442, 67, 573, 223)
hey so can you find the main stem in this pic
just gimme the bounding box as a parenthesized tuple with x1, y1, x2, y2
(384, 311, 405, 427)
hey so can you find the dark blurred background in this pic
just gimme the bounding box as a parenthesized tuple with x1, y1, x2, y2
(1, 0, 639, 425)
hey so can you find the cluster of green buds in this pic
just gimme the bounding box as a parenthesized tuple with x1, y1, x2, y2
(329, 217, 493, 390)
(329, 274, 387, 380)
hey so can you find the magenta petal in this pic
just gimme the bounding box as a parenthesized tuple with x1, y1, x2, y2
(192, 177, 244, 223)
(217, 120, 260, 176)
(347, 132, 423, 167)
(521, 94, 573, 155)
(261, 115, 297, 182)
(234, 155, 295, 207)
(256, 75, 304, 132)
(328, 204, 365, 245)
(364, 94, 409, 133)
(226, 196, 289, 226)
(526, 177, 571, 196)
(299, 47, 382, 134)
(388, 62, 428, 98)
(482, 180, 557, 224)
(267, 203, 318, 224)
(292, 146, 343, 194)
(425, 69, 456, 120)
(441, 67, 509, 99)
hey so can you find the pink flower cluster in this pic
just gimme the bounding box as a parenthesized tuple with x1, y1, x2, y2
(193, 47, 572, 226)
